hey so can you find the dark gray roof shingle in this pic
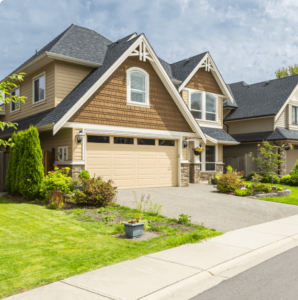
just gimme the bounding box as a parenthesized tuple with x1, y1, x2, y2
(231, 127, 298, 142)
(226, 77, 298, 120)
(201, 127, 238, 142)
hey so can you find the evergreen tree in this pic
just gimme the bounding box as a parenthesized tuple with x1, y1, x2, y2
(19, 126, 44, 200)
(5, 133, 17, 193)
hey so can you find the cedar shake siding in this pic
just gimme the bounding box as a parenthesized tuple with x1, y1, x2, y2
(186, 68, 222, 95)
(69, 56, 194, 133)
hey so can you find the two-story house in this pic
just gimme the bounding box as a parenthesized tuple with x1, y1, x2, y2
(0, 24, 238, 189)
(223, 76, 298, 176)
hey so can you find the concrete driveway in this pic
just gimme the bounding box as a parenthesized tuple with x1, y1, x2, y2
(117, 183, 298, 232)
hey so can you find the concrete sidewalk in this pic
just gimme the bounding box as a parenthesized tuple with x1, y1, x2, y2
(6, 214, 298, 300)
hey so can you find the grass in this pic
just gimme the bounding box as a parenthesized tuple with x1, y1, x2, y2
(245, 181, 298, 205)
(0, 197, 221, 299)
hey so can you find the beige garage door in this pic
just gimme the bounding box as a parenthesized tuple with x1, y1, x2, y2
(286, 149, 298, 174)
(86, 135, 178, 189)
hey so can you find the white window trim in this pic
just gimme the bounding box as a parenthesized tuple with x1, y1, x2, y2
(201, 144, 218, 172)
(292, 105, 298, 125)
(58, 146, 68, 161)
(188, 89, 218, 123)
(126, 67, 150, 108)
(10, 86, 21, 113)
(32, 71, 46, 105)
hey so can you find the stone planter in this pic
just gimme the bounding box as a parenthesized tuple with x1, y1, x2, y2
(74, 185, 83, 191)
(123, 222, 145, 239)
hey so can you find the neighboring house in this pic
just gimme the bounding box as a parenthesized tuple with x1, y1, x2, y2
(223, 76, 298, 176)
(0, 24, 238, 189)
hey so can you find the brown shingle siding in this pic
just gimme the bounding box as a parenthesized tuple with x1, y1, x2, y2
(69, 57, 193, 133)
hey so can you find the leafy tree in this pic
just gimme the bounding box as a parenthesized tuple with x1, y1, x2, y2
(19, 126, 44, 200)
(252, 141, 283, 188)
(288, 64, 298, 76)
(0, 73, 26, 146)
(275, 64, 298, 79)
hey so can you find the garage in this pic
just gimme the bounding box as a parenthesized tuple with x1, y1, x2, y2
(286, 147, 298, 174)
(86, 135, 178, 189)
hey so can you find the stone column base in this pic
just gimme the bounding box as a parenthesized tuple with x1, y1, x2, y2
(181, 163, 189, 187)
(189, 163, 200, 183)
(58, 164, 85, 178)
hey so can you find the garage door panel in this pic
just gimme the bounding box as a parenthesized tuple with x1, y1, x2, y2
(87, 135, 178, 189)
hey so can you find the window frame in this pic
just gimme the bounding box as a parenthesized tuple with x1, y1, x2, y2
(32, 72, 46, 105)
(292, 105, 298, 125)
(188, 89, 218, 122)
(10, 86, 20, 113)
(205, 145, 216, 172)
(200, 144, 218, 172)
(126, 67, 150, 108)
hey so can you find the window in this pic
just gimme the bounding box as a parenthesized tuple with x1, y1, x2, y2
(127, 67, 149, 107)
(58, 146, 68, 161)
(190, 92, 202, 119)
(137, 138, 155, 145)
(189, 90, 217, 122)
(292, 106, 298, 125)
(11, 88, 20, 112)
(205, 145, 216, 171)
(114, 137, 134, 144)
(159, 140, 175, 146)
(33, 74, 45, 103)
(87, 136, 110, 143)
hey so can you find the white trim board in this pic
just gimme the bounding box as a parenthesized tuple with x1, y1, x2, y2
(54, 34, 207, 143)
(178, 52, 234, 103)
(64, 122, 198, 139)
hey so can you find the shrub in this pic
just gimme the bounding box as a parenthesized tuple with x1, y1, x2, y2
(247, 171, 280, 184)
(40, 166, 72, 199)
(18, 126, 44, 200)
(73, 176, 117, 207)
(5, 133, 17, 193)
(217, 173, 242, 193)
(281, 175, 292, 185)
(70, 177, 83, 190)
(235, 189, 253, 196)
(47, 189, 64, 210)
(245, 183, 253, 190)
(78, 170, 91, 180)
(226, 165, 233, 174)
(178, 214, 191, 224)
(276, 187, 284, 192)
(255, 184, 271, 193)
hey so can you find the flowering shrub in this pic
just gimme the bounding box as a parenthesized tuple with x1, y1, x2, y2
(40, 166, 72, 199)
(255, 184, 271, 193)
(73, 176, 117, 207)
(234, 189, 253, 196)
(217, 173, 242, 193)
(47, 188, 65, 210)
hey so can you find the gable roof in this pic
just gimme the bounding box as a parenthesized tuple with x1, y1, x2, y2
(225, 76, 298, 121)
(5, 24, 113, 78)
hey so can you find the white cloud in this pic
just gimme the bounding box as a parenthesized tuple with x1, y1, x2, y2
(0, 0, 297, 84)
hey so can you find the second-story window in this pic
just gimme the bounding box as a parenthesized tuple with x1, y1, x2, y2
(190, 90, 217, 122)
(127, 67, 149, 107)
(11, 88, 20, 112)
(33, 74, 45, 103)
(292, 106, 298, 125)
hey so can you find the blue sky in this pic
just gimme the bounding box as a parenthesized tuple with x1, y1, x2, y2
(1, 0, 297, 84)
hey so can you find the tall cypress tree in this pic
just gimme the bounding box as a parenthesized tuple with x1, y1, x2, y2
(19, 126, 44, 200)
(5, 133, 17, 193)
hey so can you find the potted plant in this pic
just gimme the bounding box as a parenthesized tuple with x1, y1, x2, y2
(71, 177, 83, 191)
(193, 146, 204, 156)
(210, 173, 221, 185)
(123, 210, 145, 239)
(282, 142, 293, 151)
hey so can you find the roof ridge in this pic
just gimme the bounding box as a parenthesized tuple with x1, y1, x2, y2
(275, 127, 287, 139)
(48, 24, 76, 53)
(170, 52, 207, 65)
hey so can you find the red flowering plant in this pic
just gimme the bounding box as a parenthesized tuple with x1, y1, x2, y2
(73, 176, 117, 207)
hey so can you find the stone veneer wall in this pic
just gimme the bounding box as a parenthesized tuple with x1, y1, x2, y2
(58, 165, 85, 178)
(181, 163, 189, 187)
(189, 163, 200, 183)
(199, 164, 224, 182)
(256, 142, 286, 177)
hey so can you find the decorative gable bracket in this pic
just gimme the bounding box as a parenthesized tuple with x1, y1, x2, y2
(129, 41, 153, 62)
(200, 56, 214, 72)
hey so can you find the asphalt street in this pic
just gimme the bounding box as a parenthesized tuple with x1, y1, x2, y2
(191, 245, 298, 300)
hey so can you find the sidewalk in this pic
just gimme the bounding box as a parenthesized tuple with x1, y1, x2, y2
(6, 214, 298, 300)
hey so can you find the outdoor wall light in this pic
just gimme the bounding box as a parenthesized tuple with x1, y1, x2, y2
(183, 138, 188, 148)
(76, 131, 85, 143)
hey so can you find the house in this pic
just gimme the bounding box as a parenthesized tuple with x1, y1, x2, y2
(0, 24, 238, 189)
(223, 76, 298, 176)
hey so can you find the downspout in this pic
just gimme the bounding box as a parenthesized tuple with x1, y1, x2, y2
(223, 120, 229, 134)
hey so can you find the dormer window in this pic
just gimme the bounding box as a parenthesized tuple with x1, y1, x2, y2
(127, 67, 150, 108)
(189, 90, 217, 122)
(11, 88, 20, 112)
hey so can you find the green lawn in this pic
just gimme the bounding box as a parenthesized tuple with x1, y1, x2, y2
(245, 181, 298, 205)
(0, 197, 220, 299)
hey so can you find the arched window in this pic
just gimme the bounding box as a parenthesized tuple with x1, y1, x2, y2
(127, 67, 149, 107)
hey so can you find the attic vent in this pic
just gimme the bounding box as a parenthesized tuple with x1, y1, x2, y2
(242, 82, 249, 87)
